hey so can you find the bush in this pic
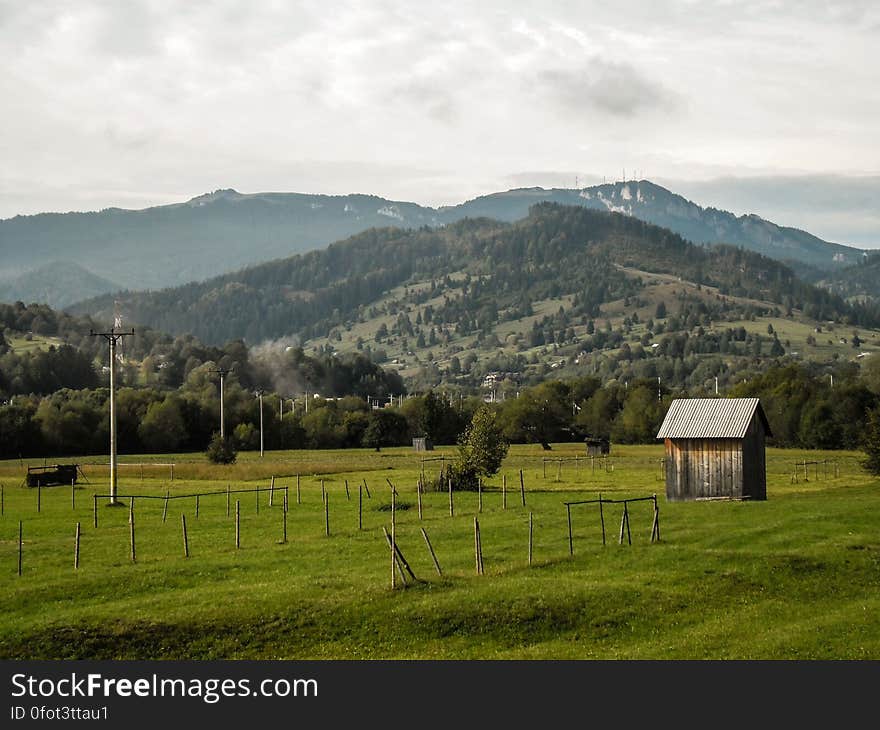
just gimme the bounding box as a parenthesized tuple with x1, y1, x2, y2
(206, 432, 237, 464)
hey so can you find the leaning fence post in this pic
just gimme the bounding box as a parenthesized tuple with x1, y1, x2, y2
(74, 521, 81, 570)
(421, 527, 442, 576)
(344, 479, 350, 501)
(520, 469, 526, 507)
(363, 478, 371, 499)
(474, 517, 483, 576)
(599, 492, 606, 546)
(182, 514, 189, 558)
(195, 494, 200, 519)
(162, 490, 169, 523)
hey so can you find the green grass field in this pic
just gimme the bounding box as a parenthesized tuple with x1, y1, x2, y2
(1, 444, 878, 660)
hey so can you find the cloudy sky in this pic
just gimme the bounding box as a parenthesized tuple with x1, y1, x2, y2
(1, 0, 878, 246)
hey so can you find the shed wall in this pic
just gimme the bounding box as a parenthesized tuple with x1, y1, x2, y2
(664, 438, 743, 501)
(740, 417, 767, 500)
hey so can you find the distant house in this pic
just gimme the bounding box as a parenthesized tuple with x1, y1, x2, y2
(656, 398, 771, 501)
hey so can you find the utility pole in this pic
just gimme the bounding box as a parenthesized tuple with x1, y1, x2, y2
(90, 327, 134, 505)
(210, 367, 234, 441)
(255, 390, 265, 457)
(715, 376, 719, 395)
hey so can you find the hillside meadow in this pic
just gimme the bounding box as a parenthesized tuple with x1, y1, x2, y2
(1, 443, 878, 660)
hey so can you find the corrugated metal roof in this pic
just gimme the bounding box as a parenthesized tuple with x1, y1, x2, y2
(656, 398, 771, 439)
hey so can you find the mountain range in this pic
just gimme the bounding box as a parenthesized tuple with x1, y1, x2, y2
(0, 180, 867, 309)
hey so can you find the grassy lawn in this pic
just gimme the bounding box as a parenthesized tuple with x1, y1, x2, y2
(1, 444, 878, 659)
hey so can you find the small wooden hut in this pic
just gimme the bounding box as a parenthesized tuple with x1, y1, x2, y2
(584, 437, 610, 456)
(656, 398, 771, 501)
(412, 437, 434, 452)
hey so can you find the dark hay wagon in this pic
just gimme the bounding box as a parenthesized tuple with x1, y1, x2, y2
(26, 464, 79, 488)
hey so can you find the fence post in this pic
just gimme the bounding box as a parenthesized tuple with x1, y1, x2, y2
(37, 481, 41, 513)
(270, 476, 275, 507)
(344, 479, 350, 501)
(448, 478, 454, 518)
(528, 511, 533, 566)
(71, 479, 76, 510)
(235, 500, 241, 549)
(162, 490, 169, 523)
(358, 484, 363, 531)
(129, 498, 136, 563)
(324, 495, 330, 537)
(417, 479, 423, 521)
(502, 475, 507, 510)
(195, 494, 200, 519)
(421, 527, 442, 576)
(226, 485, 230, 517)
(297, 474, 301, 504)
(93, 494, 98, 529)
(391, 484, 396, 590)
(567, 504, 573, 556)
(74, 522, 81, 570)
(182, 514, 189, 558)
(599, 493, 606, 546)
(474, 517, 482, 576)
(520, 469, 526, 507)
(477, 477, 482, 514)
(18, 520, 23, 576)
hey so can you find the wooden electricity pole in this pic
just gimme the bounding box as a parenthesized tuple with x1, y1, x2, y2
(90, 327, 134, 505)
(255, 390, 265, 457)
(210, 367, 234, 441)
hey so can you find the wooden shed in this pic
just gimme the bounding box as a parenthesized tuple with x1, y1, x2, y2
(584, 437, 610, 456)
(656, 398, 771, 502)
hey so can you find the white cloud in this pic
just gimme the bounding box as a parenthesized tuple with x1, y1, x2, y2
(0, 0, 877, 247)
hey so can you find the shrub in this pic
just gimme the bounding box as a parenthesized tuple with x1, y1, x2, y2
(206, 432, 237, 464)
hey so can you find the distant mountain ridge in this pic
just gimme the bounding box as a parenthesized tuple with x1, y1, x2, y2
(0, 180, 865, 307)
(71, 203, 871, 350)
(0, 261, 121, 310)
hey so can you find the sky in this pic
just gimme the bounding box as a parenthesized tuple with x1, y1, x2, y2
(1, 0, 878, 246)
